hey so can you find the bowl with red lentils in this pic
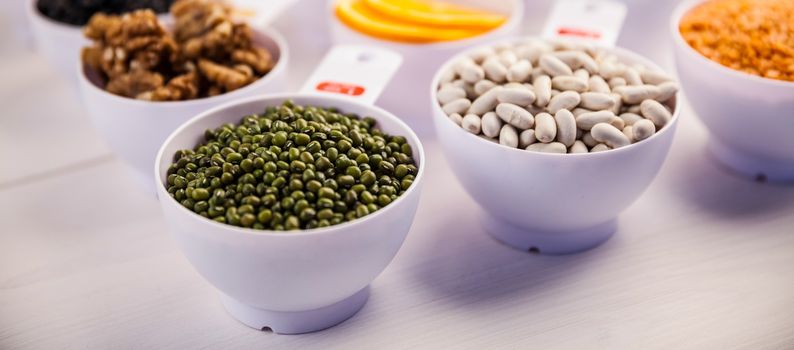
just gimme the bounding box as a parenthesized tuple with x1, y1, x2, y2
(672, 0, 794, 183)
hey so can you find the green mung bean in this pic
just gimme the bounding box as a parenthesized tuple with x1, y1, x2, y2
(167, 101, 417, 231)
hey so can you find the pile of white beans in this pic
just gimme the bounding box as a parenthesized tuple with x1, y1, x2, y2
(436, 39, 679, 153)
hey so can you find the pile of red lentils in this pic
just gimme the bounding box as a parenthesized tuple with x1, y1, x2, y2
(679, 0, 794, 82)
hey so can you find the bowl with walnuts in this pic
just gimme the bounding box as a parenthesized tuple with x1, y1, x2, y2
(77, 0, 289, 193)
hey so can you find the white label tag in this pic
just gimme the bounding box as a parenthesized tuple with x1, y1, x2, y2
(230, 0, 298, 28)
(300, 45, 403, 105)
(541, 0, 627, 47)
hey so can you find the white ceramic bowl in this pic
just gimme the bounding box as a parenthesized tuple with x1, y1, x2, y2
(26, 0, 88, 81)
(79, 28, 288, 194)
(328, 0, 524, 135)
(671, 0, 794, 182)
(155, 94, 425, 334)
(431, 40, 681, 255)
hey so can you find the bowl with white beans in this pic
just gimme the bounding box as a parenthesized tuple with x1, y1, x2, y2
(431, 38, 681, 254)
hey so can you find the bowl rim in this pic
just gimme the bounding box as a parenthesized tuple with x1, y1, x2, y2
(671, 0, 794, 88)
(326, 0, 525, 49)
(77, 25, 290, 108)
(26, 0, 170, 29)
(429, 36, 682, 158)
(155, 93, 427, 238)
(27, 0, 83, 29)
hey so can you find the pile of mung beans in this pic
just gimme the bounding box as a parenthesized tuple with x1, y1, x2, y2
(166, 101, 418, 231)
(437, 39, 679, 153)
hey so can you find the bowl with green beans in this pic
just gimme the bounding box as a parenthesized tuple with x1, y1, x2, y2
(155, 94, 425, 334)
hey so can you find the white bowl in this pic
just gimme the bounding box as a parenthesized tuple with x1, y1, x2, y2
(26, 0, 88, 81)
(79, 28, 288, 194)
(431, 40, 681, 255)
(328, 0, 524, 135)
(671, 0, 794, 182)
(155, 94, 425, 334)
(1, 0, 33, 45)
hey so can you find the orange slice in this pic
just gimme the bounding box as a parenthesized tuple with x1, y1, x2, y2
(363, 0, 506, 29)
(336, 0, 489, 43)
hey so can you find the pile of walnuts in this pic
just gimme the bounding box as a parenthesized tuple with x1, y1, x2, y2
(81, 0, 275, 101)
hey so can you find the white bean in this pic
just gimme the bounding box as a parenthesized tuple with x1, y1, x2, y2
(591, 123, 630, 149)
(461, 83, 477, 100)
(448, 113, 463, 126)
(469, 47, 495, 64)
(483, 57, 508, 83)
(461, 114, 481, 134)
(526, 142, 567, 154)
(575, 110, 617, 130)
(632, 119, 656, 142)
(547, 91, 581, 114)
(608, 77, 627, 89)
(579, 92, 615, 110)
(569, 140, 588, 153)
(552, 76, 588, 92)
(515, 44, 544, 63)
(640, 99, 671, 128)
(499, 50, 518, 67)
(474, 80, 497, 96)
(588, 75, 611, 94)
(533, 75, 552, 107)
(468, 86, 502, 115)
(437, 86, 466, 104)
(507, 59, 532, 83)
(442, 98, 471, 115)
(580, 54, 600, 74)
(610, 93, 623, 115)
(622, 125, 634, 141)
(614, 85, 661, 104)
(458, 61, 485, 83)
(539, 54, 573, 77)
(449, 79, 466, 88)
(481, 112, 503, 138)
(439, 68, 456, 85)
(534, 112, 557, 143)
(625, 104, 642, 115)
(623, 67, 643, 85)
(619, 112, 644, 126)
(599, 62, 625, 79)
(499, 124, 519, 148)
(519, 129, 537, 148)
(552, 51, 585, 69)
(582, 132, 597, 147)
(530, 67, 546, 82)
(590, 143, 611, 152)
(554, 109, 577, 147)
(655, 81, 679, 102)
(574, 68, 590, 81)
(640, 70, 674, 85)
(497, 87, 536, 106)
(495, 103, 534, 130)
(572, 107, 592, 117)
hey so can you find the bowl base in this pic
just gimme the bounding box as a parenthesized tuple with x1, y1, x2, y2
(219, 287, 369, 334)
(708, 138, 794, 183)
(483, 214, 616, 255)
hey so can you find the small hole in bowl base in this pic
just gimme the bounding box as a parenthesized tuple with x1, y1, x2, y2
(219, 287, 370, 334)
(482, 214, 616, 255)
(755, 174, 768, 183)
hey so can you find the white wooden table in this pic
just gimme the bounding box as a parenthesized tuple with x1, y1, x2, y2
(2, 1, 793, 349)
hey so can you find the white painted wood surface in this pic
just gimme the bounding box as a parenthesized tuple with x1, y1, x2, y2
(1, 1, 793, 349)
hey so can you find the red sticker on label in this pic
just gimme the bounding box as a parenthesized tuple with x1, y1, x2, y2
(557, 27, 602, 39)
(316, 81, 365, 96)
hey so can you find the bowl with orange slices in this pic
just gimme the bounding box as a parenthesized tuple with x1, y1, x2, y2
(328, 0, 523, 135)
